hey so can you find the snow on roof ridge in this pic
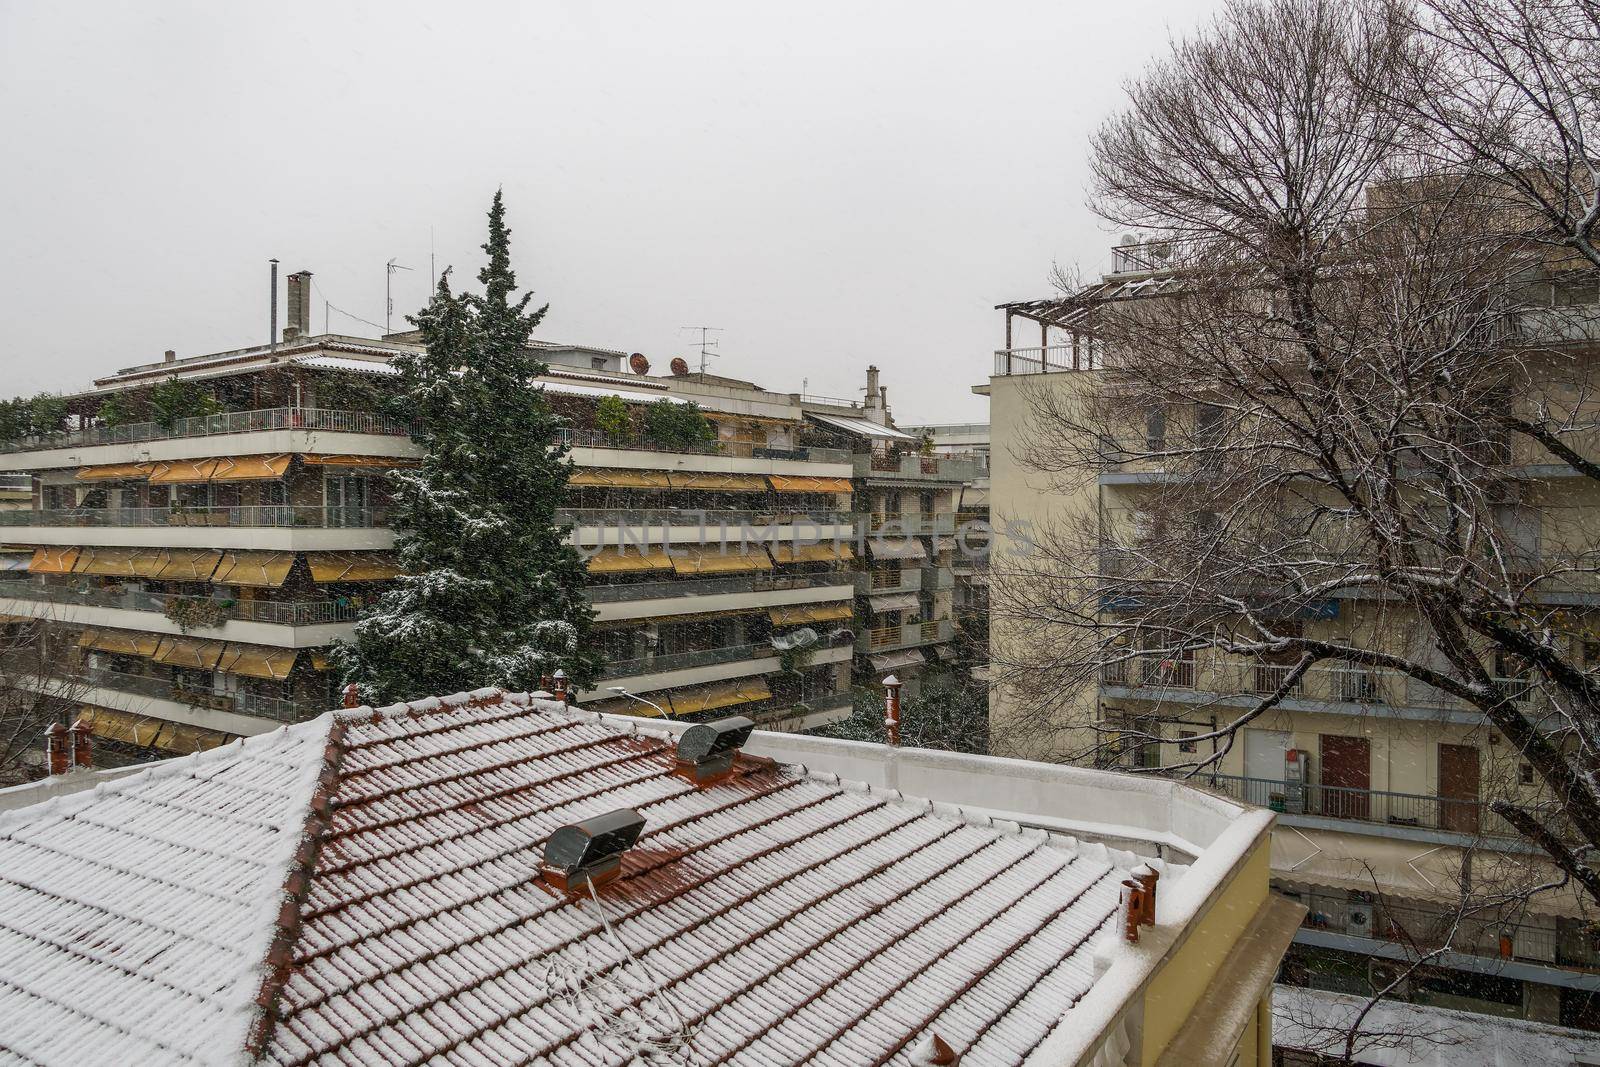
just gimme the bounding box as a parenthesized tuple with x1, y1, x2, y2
(333, 687, 555, 724)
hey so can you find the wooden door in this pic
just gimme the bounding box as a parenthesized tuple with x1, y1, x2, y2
(1320, 734, 1371, 820)
(1438, 744, 1481, 834)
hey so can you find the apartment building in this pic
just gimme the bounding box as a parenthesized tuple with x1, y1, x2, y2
(0, 287, 870, 762)
(901, 420, 991, 665)
(980, 240, 1600, 1038)
(797, 369, 978, 697)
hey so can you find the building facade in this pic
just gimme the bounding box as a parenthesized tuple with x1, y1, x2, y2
(980, 240, 1600, 1038)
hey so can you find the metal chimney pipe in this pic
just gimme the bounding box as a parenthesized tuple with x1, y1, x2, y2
(44, 723, 67, 776)
(269, 258, 280, 352)
(882, 674, 902, 746)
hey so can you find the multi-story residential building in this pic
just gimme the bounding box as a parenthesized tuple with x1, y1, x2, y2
(900, 421, 990, 667)
(0, 278, 868, 764)
(793, 368, 977, 697)
(980, 239, 1600, 1039)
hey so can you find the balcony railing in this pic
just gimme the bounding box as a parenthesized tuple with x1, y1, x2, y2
(598, 642, 775, 680)
(555, 428, 848, 465)
(0, 505, 390, 529)
(558, 508, 852, 530)
(586, 573, 851, 604)
(859, 619, 954, 652)
(81, 665, 303, 723)
(1195, 772, 1568, 840)
(993, 346, 1096, 377)
(0, 406, 413, 455)
(853, 453, 979, 481)
(0, 582, 363, 626)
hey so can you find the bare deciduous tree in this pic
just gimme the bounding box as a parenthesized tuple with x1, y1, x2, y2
(0, 619, 83, 787)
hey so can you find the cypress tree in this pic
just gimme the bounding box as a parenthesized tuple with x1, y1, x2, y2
(336, 191, 600, 702)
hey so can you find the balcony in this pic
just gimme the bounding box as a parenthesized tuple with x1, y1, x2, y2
(0, 581, 363, 627)
(558, 507, 852, 531)
(852, 453, 979, 482)
(0, 406, 413, 456)
(80, 665, 304, 724)
(0, 505, 388, 529)
(587, 572, 852, 604)
(865, 511, 957, 536)
(556, 428, 848, 465)
(1194, 772, 1568, 841)
(858, 619, 954, 653)
(858, 567, 918, 595)
(598, 642, 775, 681)
(992, 346, 1095, 377)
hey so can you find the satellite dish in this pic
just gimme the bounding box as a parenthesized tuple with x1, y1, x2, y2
(629, 353, 651, 375)
(669, 356, 690, 376)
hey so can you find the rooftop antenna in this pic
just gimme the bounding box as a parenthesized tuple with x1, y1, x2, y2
(386, 258, 414, 335)
(679, 325, 723, 374)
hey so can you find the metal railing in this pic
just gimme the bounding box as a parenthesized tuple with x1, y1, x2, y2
(0, 582, 363, 626)
(993, 346, 1093, 376)
(555, 428, 848, 465)
(0, 505, 389, 528)
(599, 641, 775, 680)
(81, 664, 302, 723)
(585, 573, 851, 604)
(852, 453, 979, 481)
(860, 619, 954, 652)
(0, 406, 413, 454)
(1197, 772, 1566, 840)
(558, 508, 852, 529)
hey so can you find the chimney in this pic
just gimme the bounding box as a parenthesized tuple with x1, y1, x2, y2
(342, 683, 361, 709)
(68, 717, 93, 770)
(269, 259, 279, 352)
(44, 723, 67, 776)
(552, 669, 570, 707)
(882, 674, 902, 746)
(163, 349, 176, 364)
(674, 715, 755, 785)
(865, 365, 881, 410)
(541, 808, 646, 893)
(285, 270, 313, 341)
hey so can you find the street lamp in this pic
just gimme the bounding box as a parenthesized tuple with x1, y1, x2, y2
(606, 685, 670, 719)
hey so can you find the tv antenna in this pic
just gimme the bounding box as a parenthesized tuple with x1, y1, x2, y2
(679, 326, 723, 373)
(386, 258, 414, 335)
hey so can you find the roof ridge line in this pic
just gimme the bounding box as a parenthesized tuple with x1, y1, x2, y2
(242, 715, 351, 1060)
(333, 687, 536, 724)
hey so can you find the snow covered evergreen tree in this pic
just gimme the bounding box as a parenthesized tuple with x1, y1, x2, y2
(335, 191, 600, 703)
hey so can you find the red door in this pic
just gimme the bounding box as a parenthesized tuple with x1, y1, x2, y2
(1320, 735, 1371, 820)
(1438, 744, 1481, 833)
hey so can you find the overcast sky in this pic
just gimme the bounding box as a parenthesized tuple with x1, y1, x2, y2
(0, 1, 1215, 422)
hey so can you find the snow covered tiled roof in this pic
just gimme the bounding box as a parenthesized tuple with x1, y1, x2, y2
(0, 690, 1155, 1066)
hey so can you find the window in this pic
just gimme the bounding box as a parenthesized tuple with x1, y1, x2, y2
(591, 356, 607, 370)
(1178, 730, 1197, 754)
(1145, 407, 1166, 453)
(1520, 762, 1535, 786)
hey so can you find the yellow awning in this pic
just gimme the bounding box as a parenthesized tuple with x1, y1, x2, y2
(770, 542, 855, 564)
(75, 547, 139, 577)
(569, 468, 674, 489)
(148, 458, 222, 484)
(209, 455, 291, 481)
(156, 548, 222, 581)
(308, 551, 402, 582)
(768, 602, 855, 626)
(301, 454, 421, 468)
(29, 547, 80, 574)
(586, 546, 675, 574)
(154, 721, 232, 755)
(668, 548, 774, 575)
(217, 644, 297, 680)
(668, 676, 773, 716)
(79, 706, 166, 747)
(78, 629, 162, 657)
(768, 475, 854, 494)
(666, 472, 770, 492)
(152, 636, 226, 670)
(311, 651, 331, 672)
(75, 462, 152, 482)
(213, 550, 296, 587)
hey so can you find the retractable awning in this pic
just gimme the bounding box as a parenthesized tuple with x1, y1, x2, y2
(586, 546, 674, 574)
(75, 462, 152, 482)
(806, 413, 919, 441)
(156, 720, 233, 754)
(667, 676, 773, 716)
(868, 648, 927, 672)
(77, 629, 161, 658)
(75, 547, 138, 577)
(668, 548, 774, 576)
(156, 548, 222, 581)
(0, 553, 31, 572)
(213, 550, 296, 587)
(666, 472, 769, 492)
(867, 538, 928, 562)
(767, 602, 854, 626)
(78, 707, 165, 747)
(307, 551, 402, 582)
(152, 636, 226, 670)
(769, 542, 854, 564)
(210, 455, 292, 482)
(767, 475, 854, 494)
(934, 645, 959, 661)
(148, 459, 222, 485)
(868, 592, 920, 614)
(28, 547, 80, 574)
(568, 469, 673, 489)
(301, 454, 421, 469)
(217, 644, 297, 680)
